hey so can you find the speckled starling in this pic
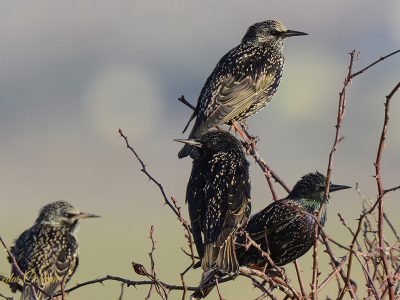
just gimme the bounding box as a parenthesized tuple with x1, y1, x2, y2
(178, 20, 307, 158)
(237, 172, 350, 268)
(177, 130, 251, 275)
(8, 200, 99, 299)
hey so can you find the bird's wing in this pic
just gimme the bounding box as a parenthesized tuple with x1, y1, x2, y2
(39, 246, 79, 298)
(216, 165, 251, 247)
(186, 160, 206, 258)
(247, 200, 302, 243)
(198, 72, 274, 132)
(9, 229, 33, 293)
(212, 166, 250, 273)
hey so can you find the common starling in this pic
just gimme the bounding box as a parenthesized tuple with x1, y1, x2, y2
(177, 130, 251, 275)
(8, 200, 99, 299)
(178, 20, 307, 158)
(236, 172, 350, 268)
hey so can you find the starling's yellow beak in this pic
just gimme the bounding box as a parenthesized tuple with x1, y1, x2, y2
(75, 212, 100, 219)
(282, 30, 308, 37)
(174, 139, 203, 148)
(330, 184, 351, 192)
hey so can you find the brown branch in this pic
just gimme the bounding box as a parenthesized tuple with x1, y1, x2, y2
(238, 124, 291, 194)
(239, 267, 296, 299)
(357, 183, 400, 243)
(317, 255, 348, 292)
(244, 274, 278, 300)
(171, 196, 196, 267)
(118, 283, 124, 300)
(384, 185, 400, 195)
(214, 278, 225, 300)
(293, 260, 308, 299)
(119, 129, 181, 218)
(51, 272, 241, 298)
(119, 129, 196, 261)
(373, 81, 400, 300)
(350, 49, 400, 79)
(322, 50, 356, 203)
(323, 50, 400, 300)
(310, 219, 320, 300)
(319, 229, 359, 299)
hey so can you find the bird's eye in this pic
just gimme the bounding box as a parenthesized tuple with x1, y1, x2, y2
(64, 212, 75, 218)
(271, 29, 280, 36)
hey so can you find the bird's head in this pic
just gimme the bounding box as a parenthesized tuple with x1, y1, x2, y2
(242, 20, 307, 45)
(36, 200, 99, 227)
(175, 130, 243, 156)
(288, 171, 351, 205)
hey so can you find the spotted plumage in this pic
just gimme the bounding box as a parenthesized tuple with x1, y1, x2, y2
(9, 201, 99, 299)
(179, 130, 251, 275)
(178, 20, 307, 158)
(237, 172, 350, 268)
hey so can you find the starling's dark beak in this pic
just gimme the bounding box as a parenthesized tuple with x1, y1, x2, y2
(329, 184, 351, 192)
(75, 212, 100, 219)
(282, 30, 308, 37)
(174, 139, 203, 148)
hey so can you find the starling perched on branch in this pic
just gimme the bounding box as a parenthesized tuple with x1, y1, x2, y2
(8, 200, 99, 299)
(177, 130, 251, 275)
(237, 172, 350, 268)
(178, 20, 307, 158)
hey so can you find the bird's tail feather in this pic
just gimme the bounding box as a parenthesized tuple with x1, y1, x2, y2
(21, 285, 42, 300)
(202, 236, 239, 275)
(216, 235, 239, 274)
(190, 270, 216, 299)
(201, 243, 218, 272)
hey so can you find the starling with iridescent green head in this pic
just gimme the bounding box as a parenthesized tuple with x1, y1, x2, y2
(178, 20, 307, 158)
(177, 130, 251, 275)
(237, 172, 350, 268)
(8, 200, 99, 299)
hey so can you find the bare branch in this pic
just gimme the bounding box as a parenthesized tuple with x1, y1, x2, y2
(350, 49, 400, 79)
(373, 81, 400, 300)
(119, 129, 181, 218)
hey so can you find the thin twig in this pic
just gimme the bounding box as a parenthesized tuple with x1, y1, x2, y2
(118, 283, 124, 300)
(119, 129, 180, 218)
(317, 255, 348, 292)
(311, 212, 320, 300)
(350, 49, 400, 79)
(373, 81, 400, 300)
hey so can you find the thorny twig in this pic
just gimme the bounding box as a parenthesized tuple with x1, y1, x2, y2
(119, 129, 181, 219)
(373, 81, 400, 300)
(118, 283, 124, 300)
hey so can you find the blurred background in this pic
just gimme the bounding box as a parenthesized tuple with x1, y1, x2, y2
(0, 0, 399, 299)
